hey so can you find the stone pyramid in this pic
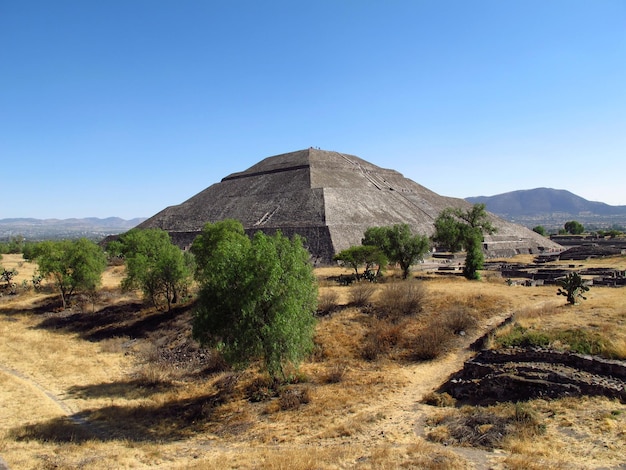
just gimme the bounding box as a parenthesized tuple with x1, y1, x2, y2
(138, 148, 561, 263)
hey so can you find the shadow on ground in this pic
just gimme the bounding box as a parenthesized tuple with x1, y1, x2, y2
(66, 379, 176, 400)
(10, 384, 247, 443)
(33, 301, 195, 341)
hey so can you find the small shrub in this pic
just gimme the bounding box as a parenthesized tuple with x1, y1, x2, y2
(439, 306, 477, 334)
(362, 318, 404, 360)
(317, 290, 339, 315)
(513, 403, 546, 436)
(410, 324, 451, 360)
(377, 280, 427, 320)
(361, 340, 382, 361)
(348, 282, 376, 307)
(422, 392, 456, 407)
(322, 363, 347, 384)
(278, 386, 311, 410)
(246, 376, 279, 402)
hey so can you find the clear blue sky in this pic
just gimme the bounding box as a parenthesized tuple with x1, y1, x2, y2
(2, 1, 625, 219)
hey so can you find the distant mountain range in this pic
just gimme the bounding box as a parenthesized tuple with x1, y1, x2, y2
(466, 188, 626, 230)
(0, 217, 146, 241)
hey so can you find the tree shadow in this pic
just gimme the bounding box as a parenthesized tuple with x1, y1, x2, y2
(66, 379, 175, 400)
(0, 294, 61, 316)
(34, 301, 194, 341)
(10, 391, 231, 443)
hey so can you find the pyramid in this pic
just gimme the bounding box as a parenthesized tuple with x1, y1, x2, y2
(138, 148, 561, 263)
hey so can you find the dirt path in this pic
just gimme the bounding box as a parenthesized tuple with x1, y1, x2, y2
(317, 311, 514, 469)
(0, 363, 107, 440)
(0, 364, 75, 416)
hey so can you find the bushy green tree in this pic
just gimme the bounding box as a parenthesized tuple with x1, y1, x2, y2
(33, 238, 107, 309)
(109, 229, 193, 311)
(564, 220, 584, 235)
(362, 224, 430, 279)
(191, 220, 317, 380)
(188, 218, 248, 284)
(333, 245, 387, 279)
(432, 203, 496, 280)
(532, 226, 547, 236)
(22, 242, 40, 261)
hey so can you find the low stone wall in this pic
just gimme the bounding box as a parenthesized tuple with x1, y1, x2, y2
(469, 348, 626, 381)
(438, 347, 626, 404)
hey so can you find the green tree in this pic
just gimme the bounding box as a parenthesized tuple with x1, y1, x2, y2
(564, 220, 584, 235)
(34, 238, 107, 309)
(0, 235, 25, 254)
(22, 242, 40, 261)
(333, 245, 387, 279)
(109, 229, 193, 311)
(191, 220, 317, 380)
(556, 272, 589, 305)
(532, 226, 547, 236)
(188, 218, 248, 283)
(432, 203, 496, 280)
(362, 224, 430, 279)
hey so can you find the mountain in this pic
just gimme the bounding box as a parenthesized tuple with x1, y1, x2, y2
(466, 188, 626, 230)
(0, 217, 146, 241)
(139, 148, 560, 262)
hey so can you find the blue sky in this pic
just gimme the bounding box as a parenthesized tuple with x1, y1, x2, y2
(2, 1, 625, 219)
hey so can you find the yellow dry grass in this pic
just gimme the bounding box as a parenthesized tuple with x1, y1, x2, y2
(0, 255, 624, 469)
(0, 253, 36, 285)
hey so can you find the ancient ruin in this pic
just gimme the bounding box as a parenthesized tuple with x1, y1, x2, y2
(438, 348, 626, 404)
(138, 148, 562, 263)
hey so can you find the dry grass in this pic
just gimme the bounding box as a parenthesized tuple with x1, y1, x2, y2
(348, 281, 378, 307)
(424, 396, 626, 467)
(316, 289, 339, 315)
(490, 275, 626, 359)
(0, 255, 625, 468)
(375, 279, 427, 319)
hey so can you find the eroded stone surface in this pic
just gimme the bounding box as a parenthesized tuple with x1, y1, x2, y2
(438, 348, 626, 404)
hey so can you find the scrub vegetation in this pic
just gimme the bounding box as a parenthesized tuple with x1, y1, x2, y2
(1, 250, 625, 469)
